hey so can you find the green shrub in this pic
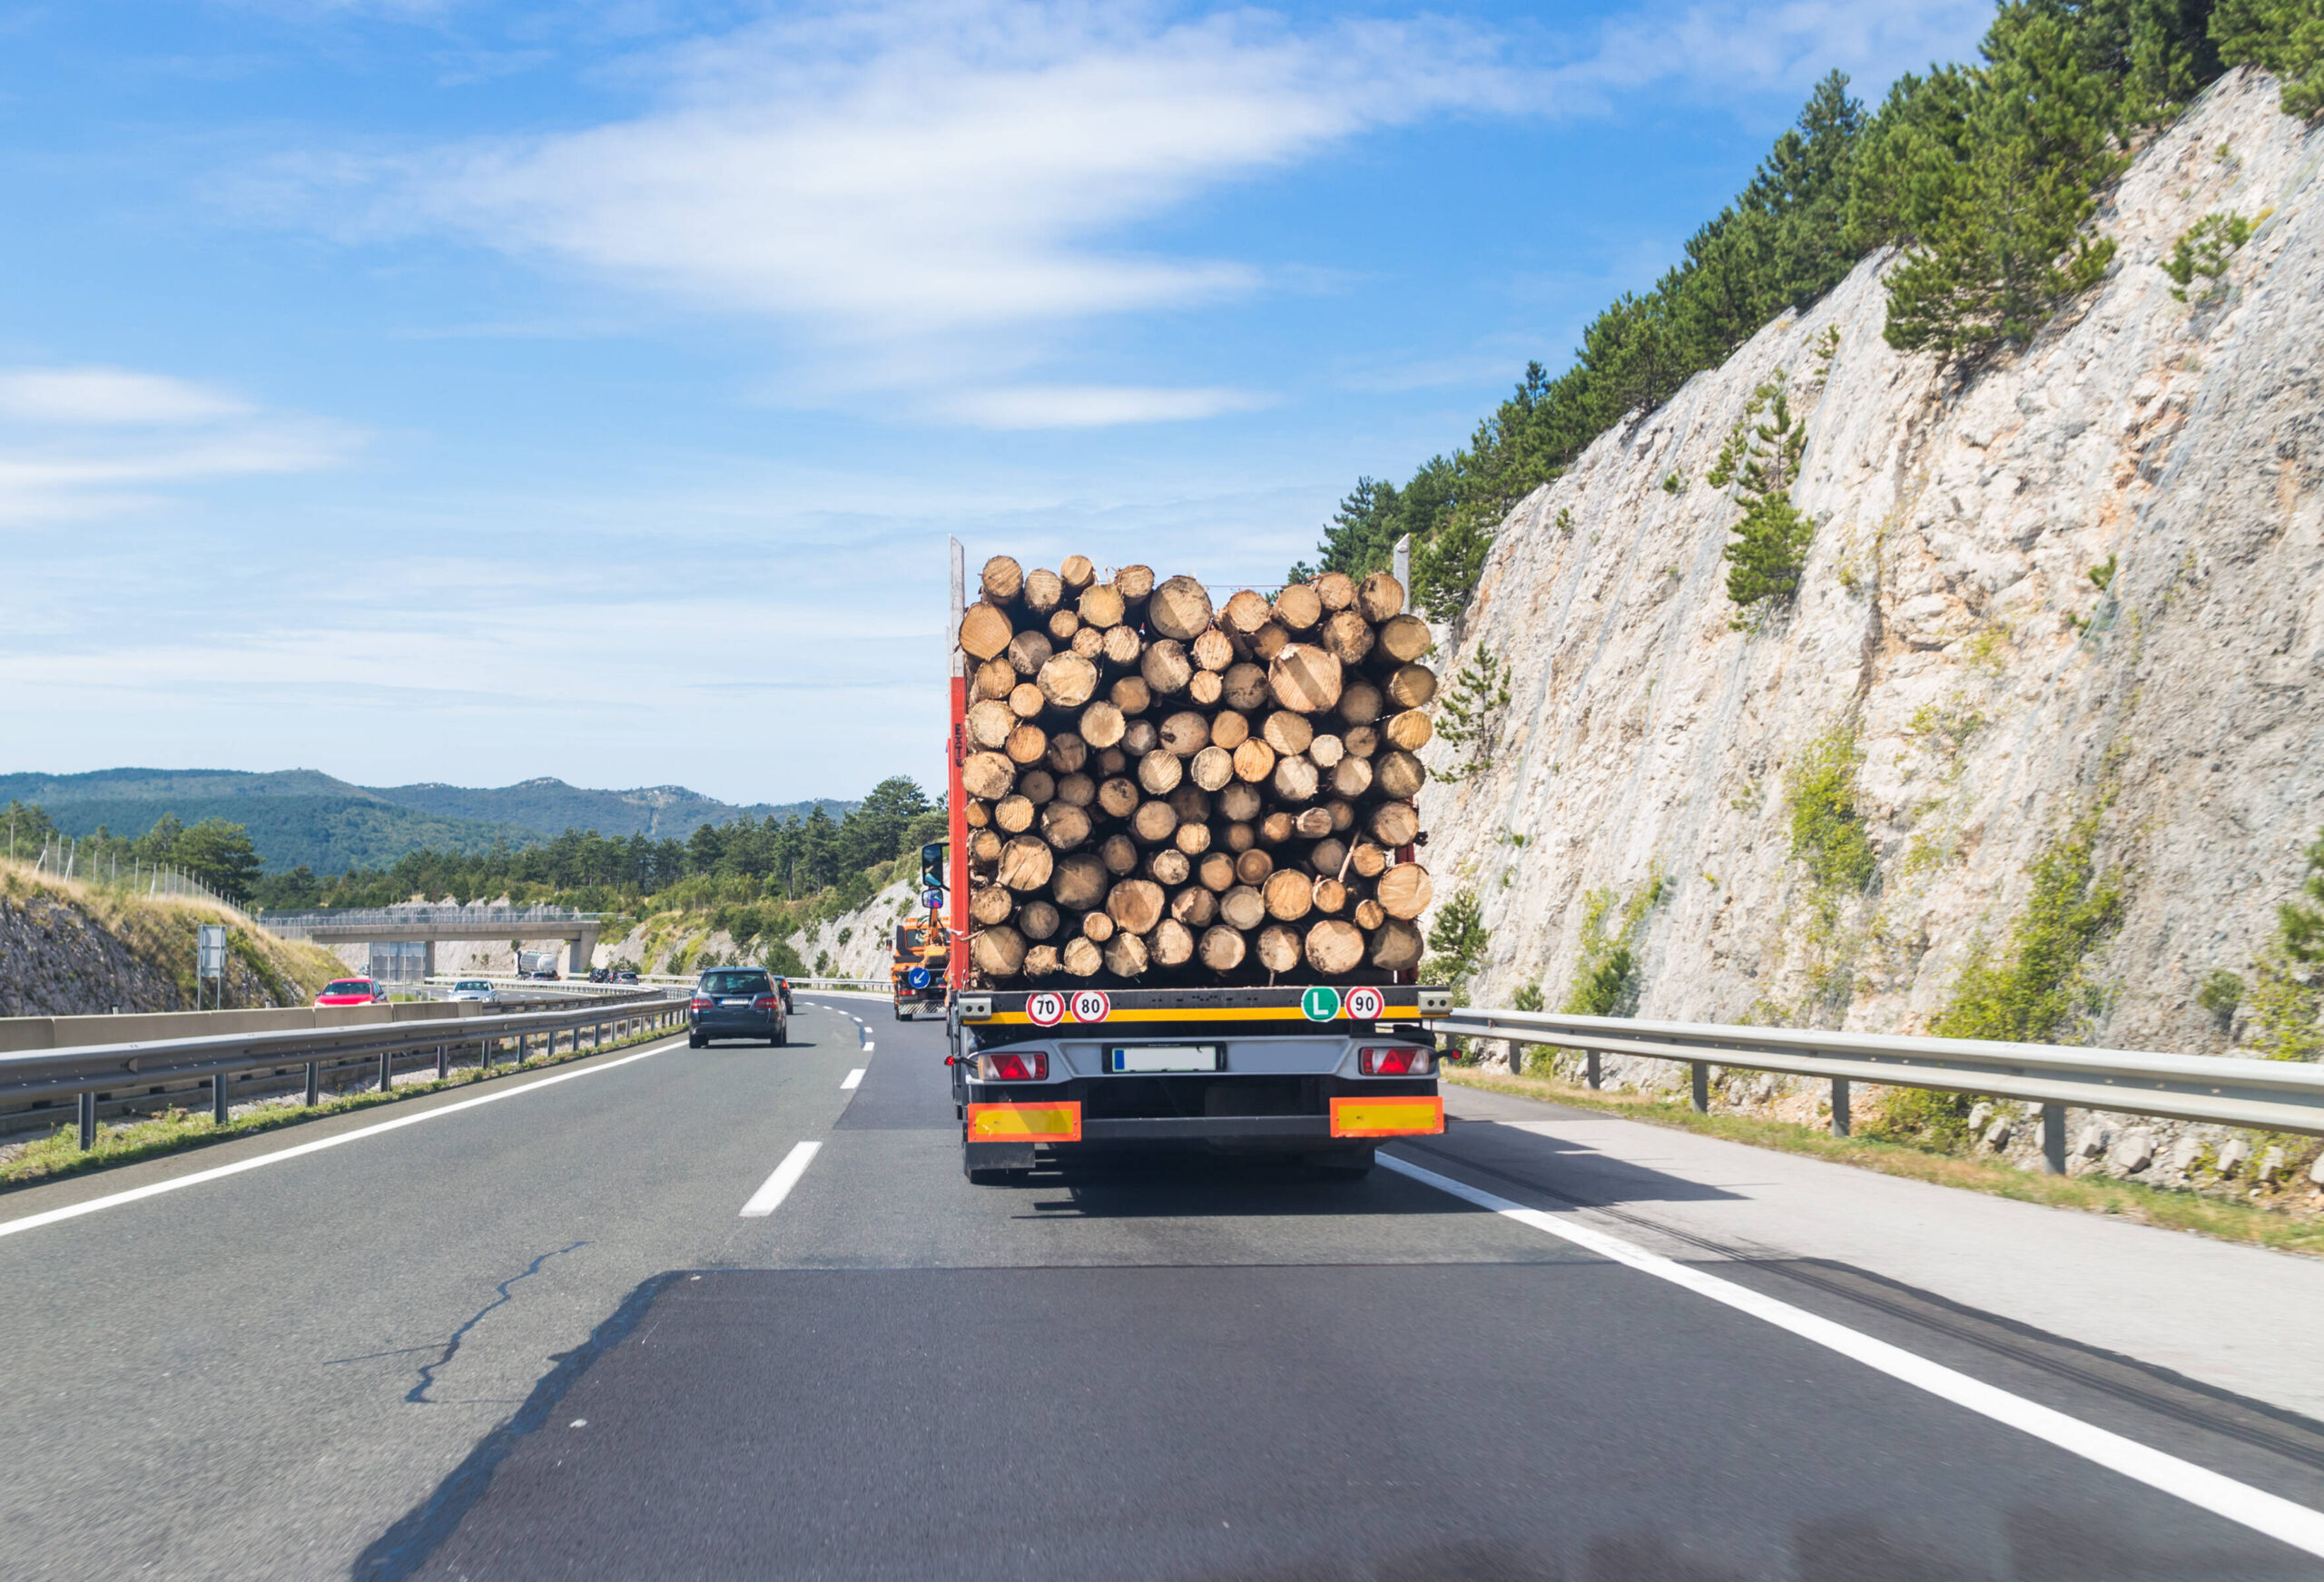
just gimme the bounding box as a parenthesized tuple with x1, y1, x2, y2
(1862, 1086, 1980, 1151)
(2163, 211, 2256, 301)
(2197, 968, 2244, 1027)
(1561, 870, 1667, 1017)
(2247, 827, 2323, 1060)
(1935, 801, 2123, 1044)
(1786, 722, 1877, 893)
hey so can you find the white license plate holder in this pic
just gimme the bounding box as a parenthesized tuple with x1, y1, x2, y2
(1107, 1045, 1219, 1074)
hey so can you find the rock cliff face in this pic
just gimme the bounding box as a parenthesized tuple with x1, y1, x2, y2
(596, 879, 914, 983)
(1421, 71, 2322, 1178)
(0, 867, 344, 1016)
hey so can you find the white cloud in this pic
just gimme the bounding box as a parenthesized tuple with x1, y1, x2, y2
(298, 0, 1547, 421)
(942, 383, 1268, 427)
(0, 368, 254, 426)
(255, 0, 1989, 429)
(0, 366, 357, 525)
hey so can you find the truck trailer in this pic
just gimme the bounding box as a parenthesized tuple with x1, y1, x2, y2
(939, 539, 1449, 1183)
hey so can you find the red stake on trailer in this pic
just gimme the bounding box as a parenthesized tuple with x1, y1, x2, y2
(948, 537, 970, 994)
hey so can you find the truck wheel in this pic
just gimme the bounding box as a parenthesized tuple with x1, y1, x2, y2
(894, 1005, 909, 1021)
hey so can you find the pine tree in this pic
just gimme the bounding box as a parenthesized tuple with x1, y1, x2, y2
(1708, 370, 1817, 620)
(2212, 0, 2324, 117)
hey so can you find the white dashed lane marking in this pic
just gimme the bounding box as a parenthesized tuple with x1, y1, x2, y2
(842, 1069, 865, 1090)
(739, 1142, 822, 1217)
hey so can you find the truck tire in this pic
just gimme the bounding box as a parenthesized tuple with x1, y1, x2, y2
(894, 1005, 909, 1021)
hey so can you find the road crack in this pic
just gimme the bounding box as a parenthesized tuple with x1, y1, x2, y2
(408, 1241, 587, 1404)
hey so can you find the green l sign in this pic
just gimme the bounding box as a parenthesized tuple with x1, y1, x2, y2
(1300, 985, 1343, 1022)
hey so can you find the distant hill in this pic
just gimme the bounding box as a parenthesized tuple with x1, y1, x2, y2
(0, 769, 856, 875)
(366, 779, 847, 840)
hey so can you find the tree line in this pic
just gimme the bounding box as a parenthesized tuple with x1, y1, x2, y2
(1300, 0, 2307, 623)
(254, 775, 944, 913)
(5, 777, 947, 918)
(5, 800, 265, 899)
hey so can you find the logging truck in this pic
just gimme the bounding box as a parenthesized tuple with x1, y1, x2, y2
(940, 541, 1449, 1184)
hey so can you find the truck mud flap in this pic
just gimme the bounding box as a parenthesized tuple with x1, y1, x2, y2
(963, 1140, 1037, 1173)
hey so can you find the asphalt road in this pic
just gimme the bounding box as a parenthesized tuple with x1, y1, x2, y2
(1, 996, 2319, 1580)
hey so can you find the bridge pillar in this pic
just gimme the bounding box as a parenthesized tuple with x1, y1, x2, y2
(568, 929, 599, 975)
(424, 941, 437, 978)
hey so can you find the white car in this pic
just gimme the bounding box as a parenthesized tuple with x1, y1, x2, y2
(448, 979, 497, 1004)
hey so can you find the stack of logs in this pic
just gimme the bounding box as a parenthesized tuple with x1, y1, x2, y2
(958, 555, 1438, 985)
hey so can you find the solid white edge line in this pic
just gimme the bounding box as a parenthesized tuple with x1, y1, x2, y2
(739, 1140, 822, 1216)
(0, 1036, 688, 1243)
(1377, 1152, 2324, 1560)
(842, 1069, 865, 1090)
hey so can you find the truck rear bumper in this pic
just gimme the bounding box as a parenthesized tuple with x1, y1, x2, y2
(960, 1087, 1441, 1156)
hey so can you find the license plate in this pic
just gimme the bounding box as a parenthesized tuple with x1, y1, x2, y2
(722, 998, 750, 1007)
(1107, 1045, 1218, 1074)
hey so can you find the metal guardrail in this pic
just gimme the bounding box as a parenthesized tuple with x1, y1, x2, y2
(1428, 1007, 2324, 1170)
(3, 988, 687, 1149)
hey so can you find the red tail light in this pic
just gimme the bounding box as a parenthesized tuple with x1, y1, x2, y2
(752, 995, 776, 1010)
(977, 1050, 1049, 1081)
(1357, 1046, 1433, 1076)
(691, 995, 712, 1010)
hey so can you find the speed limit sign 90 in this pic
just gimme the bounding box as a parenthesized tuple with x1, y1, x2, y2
(1344, 986, 1385, 1020)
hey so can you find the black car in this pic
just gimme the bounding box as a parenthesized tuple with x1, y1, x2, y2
(689, 968, 789, 1047)
(773, 975, 794, 1012)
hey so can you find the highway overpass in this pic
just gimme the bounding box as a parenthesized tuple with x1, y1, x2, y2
(259, 905, 603, 976)
(2, 996, 2320, 1578)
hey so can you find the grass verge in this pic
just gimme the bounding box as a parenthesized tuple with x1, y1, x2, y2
(1445, 1067, 2324, 1260)
(0, 1020, 682, 1192)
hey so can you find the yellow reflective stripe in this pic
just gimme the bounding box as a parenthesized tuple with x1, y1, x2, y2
(1329, 1096, 1444, 1138)
(965, 1102, 1082, 1142)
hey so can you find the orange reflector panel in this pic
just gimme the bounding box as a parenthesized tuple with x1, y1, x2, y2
(966, 1101, 1082, 1143)
(1330, 1095, 1443, 1138)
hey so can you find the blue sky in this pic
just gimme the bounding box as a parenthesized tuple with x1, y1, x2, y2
(1, 0, 1991, 809)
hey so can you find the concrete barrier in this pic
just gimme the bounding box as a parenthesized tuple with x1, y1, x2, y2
(0, 998, 478, 1056)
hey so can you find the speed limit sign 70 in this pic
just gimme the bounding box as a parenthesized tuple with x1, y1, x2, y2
(1026, 991, 1065, 1027)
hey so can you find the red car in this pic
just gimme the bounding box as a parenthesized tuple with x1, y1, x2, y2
(315, 978, 388, 1007)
